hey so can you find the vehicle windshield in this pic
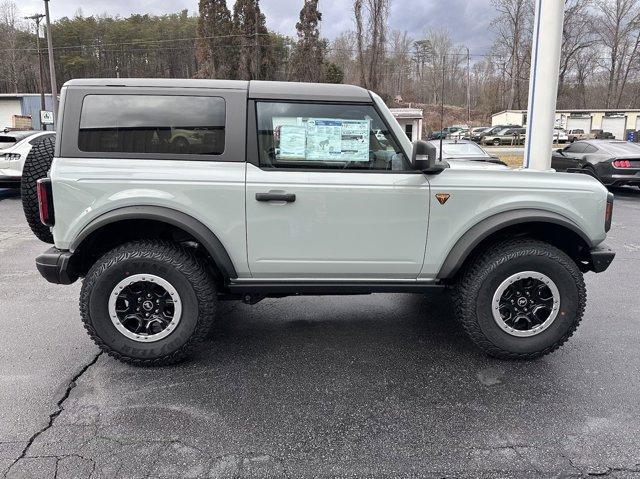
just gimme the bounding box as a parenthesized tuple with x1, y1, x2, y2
(430, 141, 489, 158)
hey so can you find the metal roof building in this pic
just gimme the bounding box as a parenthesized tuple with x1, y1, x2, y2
(0, 93, 56, 130)
(491, 109, 640, 141)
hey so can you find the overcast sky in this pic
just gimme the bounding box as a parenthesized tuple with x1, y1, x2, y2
(18, 0, 495, 54)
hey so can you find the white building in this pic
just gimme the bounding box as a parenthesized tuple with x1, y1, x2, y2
(389, 108, 423, 141)
(491, 109, 640, 140)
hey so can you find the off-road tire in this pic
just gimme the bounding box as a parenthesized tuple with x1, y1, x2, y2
(452, 239, 586, 359)
(21, 135, 55, 244)
(80, 240, 217, 366)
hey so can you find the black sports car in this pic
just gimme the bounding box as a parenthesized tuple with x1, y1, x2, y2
(551, 139, 640, 187)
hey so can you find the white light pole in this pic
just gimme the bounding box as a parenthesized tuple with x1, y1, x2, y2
(523, 0, 565, 170)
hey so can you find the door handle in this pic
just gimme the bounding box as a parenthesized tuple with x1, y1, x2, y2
(255, 192, 296, 203)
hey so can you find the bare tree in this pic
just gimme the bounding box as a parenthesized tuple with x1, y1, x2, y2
(352, 0, 388, 91)
(0, 1, 25, 93)
(491, 0, 534, 109)
(594, 0, 640, 107)
(558, 0, 596, 105)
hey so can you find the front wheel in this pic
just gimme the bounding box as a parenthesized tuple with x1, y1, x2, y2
(452, 239, 586, 359)
(80, 240, 217, 365)
(493, 138, 501, 146)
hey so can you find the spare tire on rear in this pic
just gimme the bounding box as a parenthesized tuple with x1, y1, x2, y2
(21, 135, 55, 244)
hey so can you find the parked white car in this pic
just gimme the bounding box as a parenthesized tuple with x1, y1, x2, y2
(449, 128, 470, 140)
(553, 129, 569, 143)
(0, 131, 55, 188)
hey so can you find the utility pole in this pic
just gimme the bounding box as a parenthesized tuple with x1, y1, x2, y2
(465, 46, 471, 124)
(25, 13, 47, 129)
(254, 0, 260, 80)
(43, 0, 58, 128)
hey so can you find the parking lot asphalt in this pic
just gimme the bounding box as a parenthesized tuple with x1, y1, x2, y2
(1, 187, 640, 479)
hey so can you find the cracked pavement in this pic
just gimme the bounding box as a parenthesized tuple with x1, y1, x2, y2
(1, 187, 640, 478)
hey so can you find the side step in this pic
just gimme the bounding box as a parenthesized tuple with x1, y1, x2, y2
(225, 281, 444, 299)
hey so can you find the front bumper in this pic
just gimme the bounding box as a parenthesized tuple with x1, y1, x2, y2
(587, 243, 615, 273)
(35, 247, 78, 285)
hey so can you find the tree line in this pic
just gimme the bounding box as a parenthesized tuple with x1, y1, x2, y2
(0, 0, 639, 129)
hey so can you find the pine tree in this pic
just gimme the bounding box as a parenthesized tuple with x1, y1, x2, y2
(289, 0, 326, 82)
(232, 0, 273, 80)
(195, 0, 234, 78)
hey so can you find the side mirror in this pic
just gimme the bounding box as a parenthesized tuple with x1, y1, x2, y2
(412, 140, 447, 174)
(556, 148, 564, 154)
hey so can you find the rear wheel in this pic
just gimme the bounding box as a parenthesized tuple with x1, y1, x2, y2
(493, 138, 501, 146)
(80, 240, 217, 366)
(21, 136, 55, 243)
(452, 239, 586, 359)
(582, 164, 601, 183)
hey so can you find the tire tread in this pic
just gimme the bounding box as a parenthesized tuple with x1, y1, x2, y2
(452, 238, 586, 359)
(80, 240, 216, 366)
(20, 136, 55, 244)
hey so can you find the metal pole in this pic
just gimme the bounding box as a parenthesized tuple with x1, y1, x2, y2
(465, 46, 471, 124)
(43, 0, 58, 128)
(254, 0, 260, 80)
(25, 14, 47, 129)
(524, 0, 565, 170)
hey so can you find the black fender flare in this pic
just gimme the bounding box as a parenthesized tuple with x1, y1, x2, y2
(70, 205, 238, 279)
(436, 209, 593, 279)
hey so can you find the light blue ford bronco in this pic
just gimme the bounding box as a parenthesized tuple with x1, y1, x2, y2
(29, 79, 614, 365)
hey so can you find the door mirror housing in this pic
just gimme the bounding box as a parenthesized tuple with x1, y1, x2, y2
(412, 140, 448, 174)
(556, 148, 564, 154)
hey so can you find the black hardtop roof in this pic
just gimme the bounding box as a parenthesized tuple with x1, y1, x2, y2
(63, 79, 372, 103)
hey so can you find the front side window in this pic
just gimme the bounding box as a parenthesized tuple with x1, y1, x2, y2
(78, 95, 225, 155)
(256, 102, 410, 171)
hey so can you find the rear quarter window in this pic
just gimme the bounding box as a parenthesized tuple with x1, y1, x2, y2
(78, 94, 225, 156)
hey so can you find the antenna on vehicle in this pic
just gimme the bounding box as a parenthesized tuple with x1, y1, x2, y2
(439, 54, 445, 162)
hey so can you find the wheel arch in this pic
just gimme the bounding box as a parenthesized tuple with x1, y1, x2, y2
(436, 209, 593, 280)
(70, 206, 237, 280)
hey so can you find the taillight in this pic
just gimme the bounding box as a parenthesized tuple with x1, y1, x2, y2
(613, 160, 632, 168)
(37, 178, 55, 227)
(605, 192, 614, 232)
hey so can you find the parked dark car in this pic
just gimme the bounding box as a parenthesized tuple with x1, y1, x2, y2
(475, 124, 521, 143)
(551, 139, 640, 188)
(428, 126, 463, 140)
(469, 126, 492, 142)
(591, 129, 615, 140)
(481, 127, 526, 146)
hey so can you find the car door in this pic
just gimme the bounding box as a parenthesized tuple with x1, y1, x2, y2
(553, 142, 586, 171)
(245, 100, 430, 280)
